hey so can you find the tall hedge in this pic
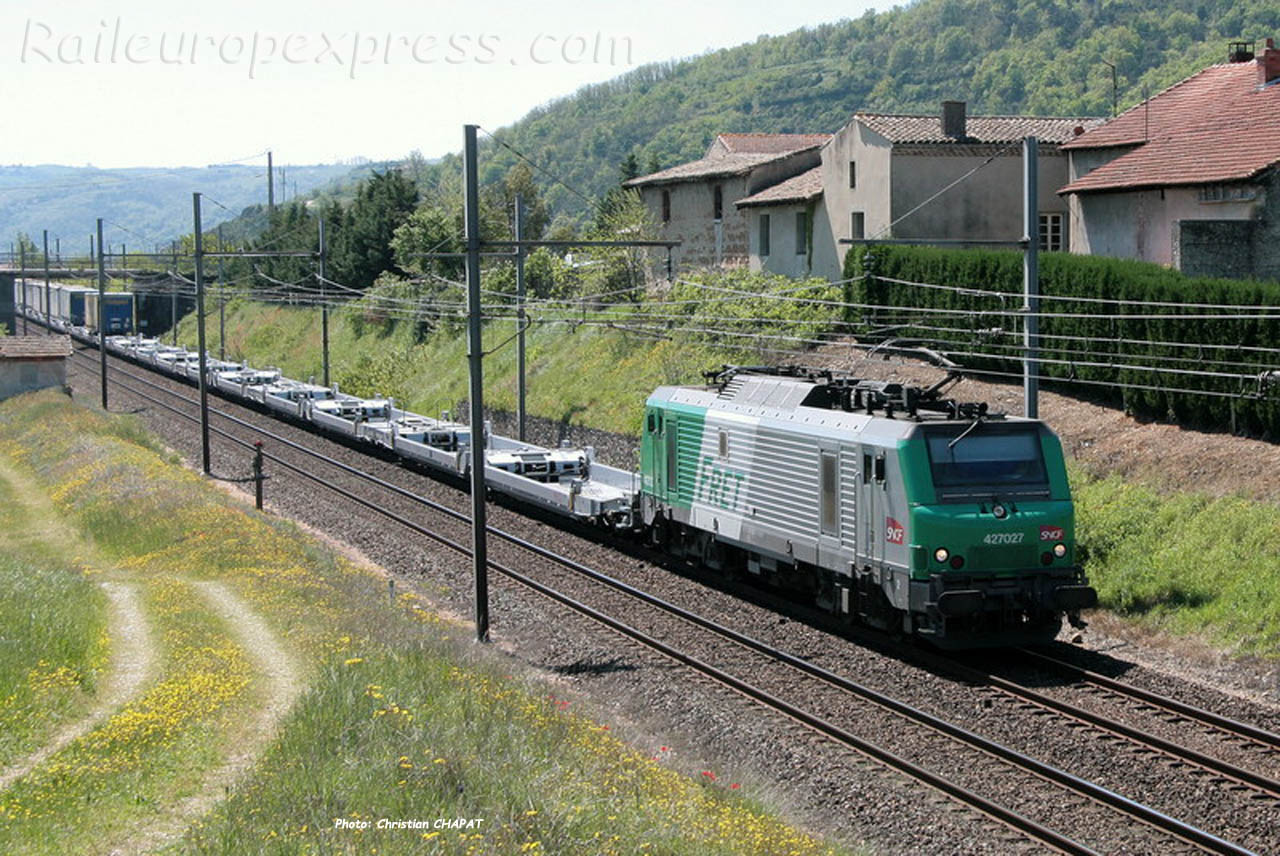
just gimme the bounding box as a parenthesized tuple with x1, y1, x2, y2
(842, 245, 1280, 436)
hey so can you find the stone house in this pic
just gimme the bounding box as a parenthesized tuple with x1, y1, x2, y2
(737, 102, 1102, 282)
(1059, 40, 1280, 281)
(624, 133, 830, 272)
(0, 336, 72, 401)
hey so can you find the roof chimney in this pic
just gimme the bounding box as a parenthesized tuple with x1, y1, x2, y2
(942, 100, 966, 139)
(1228, 40, 1256, 62)
(1260, 38, 1280, 87)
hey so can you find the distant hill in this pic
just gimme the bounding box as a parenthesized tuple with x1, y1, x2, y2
(0, 162, 374, 253)
(454, 0, 1280, 219)
(28, 0, 1276, 249)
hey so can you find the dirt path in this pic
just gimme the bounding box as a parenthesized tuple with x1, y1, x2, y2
(0, 455, 158, 794)
(0, 581, 155, 793)
(105, 580, 304, 855)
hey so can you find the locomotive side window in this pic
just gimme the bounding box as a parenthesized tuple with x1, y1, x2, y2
(647, 412, 656, 434)
(718, 429, 728, 459)
(861, 453, 871, 485)
(820, 452, 839, 535)
(666, 420, 678, 492)
(873, 453, 886, 484)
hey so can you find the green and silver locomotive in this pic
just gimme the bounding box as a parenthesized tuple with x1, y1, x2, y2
(639, 366, 1096, 648)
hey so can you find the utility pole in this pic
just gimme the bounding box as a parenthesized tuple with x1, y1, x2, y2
(122, 243, 126, 271)
(463, 124, 489, 643)
(42, 230, 50, 326)
(1023, 137, 1040, 420)
(89, 234, 95, 266)
(193, 193, 211, 475)
(1101, 59, 1118, 117)
(515, 194, 527, 441)
(171, 239, 179, 345)
(19, 243, 27, 334)
(318, 217, 330, 387)
(217, 224, 226, 360)
(97, 218, 107, 410)
(267, 150, 275, 212)
(54, 237, 60, 266)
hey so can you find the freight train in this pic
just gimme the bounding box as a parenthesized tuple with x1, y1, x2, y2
(14, 280, 136, 334)
(15, 279, 1096, 648)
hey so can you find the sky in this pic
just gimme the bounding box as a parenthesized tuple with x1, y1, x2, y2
(3, 0, 885, 169)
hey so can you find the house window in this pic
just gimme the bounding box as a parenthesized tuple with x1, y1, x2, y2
(849, 161, 857, 189)
(795, 211, 807, 255)
(850, 211, 865, 241)
(661, 190, 671, 223)
(759, 214, 771, 257)
(1038, 213, 1064, 251)
(1198, 184, 1259, 203)
(713, 185, 723, 220)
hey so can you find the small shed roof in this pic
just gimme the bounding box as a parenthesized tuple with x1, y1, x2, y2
(0, 336, 73, 360)
(735, 167, 824, 208)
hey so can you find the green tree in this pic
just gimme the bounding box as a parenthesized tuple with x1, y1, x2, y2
(501, 163, 550, 241)
(330, 169, 419, 290)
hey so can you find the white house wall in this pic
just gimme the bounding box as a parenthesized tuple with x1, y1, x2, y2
(745, 201, 835, 280)
(889, 148, 1071, 242)
(1068, 184, 1260, 266)
(819, 123, 893, 277)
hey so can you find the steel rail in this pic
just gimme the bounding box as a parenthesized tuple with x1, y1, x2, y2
(932, 654, 1280, 799)
(1015, 647, 1280, 750)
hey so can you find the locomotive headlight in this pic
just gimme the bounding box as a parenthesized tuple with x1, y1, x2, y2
(934, 547, 950, 563)
(1053, 543, 1067, 558)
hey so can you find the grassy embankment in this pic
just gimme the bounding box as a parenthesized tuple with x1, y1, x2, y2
(0, 390, 852, 855)
(181, 291, 1280, 658)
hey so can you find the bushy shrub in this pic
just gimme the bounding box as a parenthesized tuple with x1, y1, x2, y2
(845, 245, 1280, 435)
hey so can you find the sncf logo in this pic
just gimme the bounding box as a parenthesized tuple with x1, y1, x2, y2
(1040, 525, 1065, 542)
(885, 517, 905, 545)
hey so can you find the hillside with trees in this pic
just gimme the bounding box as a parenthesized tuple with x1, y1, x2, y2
(197, 0, 1279, 294)
(454, 0, 1279, 217)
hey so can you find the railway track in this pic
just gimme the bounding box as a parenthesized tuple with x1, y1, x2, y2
(1013, 646, 1280, 753)
(917, 648, 1280, 800)
(49, 337, 1275, 854)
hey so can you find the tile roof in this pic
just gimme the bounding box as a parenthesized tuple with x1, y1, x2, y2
(735, 167, 824, 208)
(625, 152, 796, 186)
(856, 113, 1103, 145)
(1060, 59, 1280, 194)
(626, 133, 828, 187)
(712, 133, 832, 154)
(0, 336, 72, 359)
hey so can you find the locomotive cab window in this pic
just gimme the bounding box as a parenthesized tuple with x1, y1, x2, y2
(925, 424, 1048, 495)
(646, 412, 657, 434)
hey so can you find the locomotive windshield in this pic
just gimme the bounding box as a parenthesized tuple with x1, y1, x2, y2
(924, 424, 1048, 493)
